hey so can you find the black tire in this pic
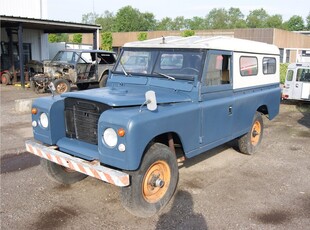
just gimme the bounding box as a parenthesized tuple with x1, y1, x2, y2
(238, 112, 264, 155)
(120, 143, 179, 218)
(1, 73, 11, 85)
(76, 83, 89, 90)
(99, 74, 108, 88)
(53, 79, 71, 94)
(41, 159, 87, 185)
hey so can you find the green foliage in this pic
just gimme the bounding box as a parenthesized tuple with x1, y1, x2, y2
(95, 11, 115, 32)
(113, 6, 156, 32)
(101, 32, 113, 51)
(280, 63, 289, 84)
(80, 7, 309, 33)
(82, 12, 99, 24)
(72, 33, 82, 44)
(307, 12, 310, 30)
(206, 8, 228, 29)
(137, 32, 148, 41)
(181, 30, 195, 37)
(48, 33, 69, 43)
(285, 15, 305, 31)
(246, 8, 269, 28)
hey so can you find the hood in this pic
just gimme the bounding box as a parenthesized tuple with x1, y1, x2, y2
(62, 86, 192, 107)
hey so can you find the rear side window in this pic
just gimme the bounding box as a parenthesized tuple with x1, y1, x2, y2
(286, 70, 294, 81)
(297, 68, 310, 82)
(240, 56, 258, 76)
(263, 57, 276, 74)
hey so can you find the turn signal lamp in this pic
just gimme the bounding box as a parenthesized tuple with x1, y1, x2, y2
(118, 128, 126, 137)
(31, 108, 38, 115)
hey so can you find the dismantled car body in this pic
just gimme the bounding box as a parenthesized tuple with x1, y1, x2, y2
(26, 36, 281, 217)
(31, 49, 116, 93)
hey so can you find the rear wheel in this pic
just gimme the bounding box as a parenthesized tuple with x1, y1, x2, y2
(1, 73, 11, 85)
(41, 159, 87, 185)
(76, 83, 89, 90)
(99, 74, 108, 87)
(238, 112, 264, 155)
(53, 79, 71, 94)
(120, 143, 179, 218)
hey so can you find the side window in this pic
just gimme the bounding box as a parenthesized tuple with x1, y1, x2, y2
(297, 68, 310, 82)
(286, 70, 294, 81)
(205, 54, 231, 86)
(79, 53, 92, 63)
(263, 57, 276, 74)
(240, 56, 258, 76)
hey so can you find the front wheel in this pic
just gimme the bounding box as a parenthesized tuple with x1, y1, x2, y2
(238, 112, 264, 155)
(53, 79, 71, 94)
(120, 143, 179, 218)
(41, 159, 87, 185)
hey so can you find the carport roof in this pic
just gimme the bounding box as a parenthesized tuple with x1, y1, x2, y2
(0, 15, 101, 33)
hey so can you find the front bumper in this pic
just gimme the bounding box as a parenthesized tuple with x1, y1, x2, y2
(25, 140, 130, 187)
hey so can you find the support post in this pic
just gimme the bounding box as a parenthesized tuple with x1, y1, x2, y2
(18, 23, 25, 88)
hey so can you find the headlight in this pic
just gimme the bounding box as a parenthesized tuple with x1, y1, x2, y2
(40, 113, 49, 128)
(103, 128, 117, 147)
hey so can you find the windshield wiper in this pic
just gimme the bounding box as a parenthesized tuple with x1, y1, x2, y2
(153, 72, 175, 81)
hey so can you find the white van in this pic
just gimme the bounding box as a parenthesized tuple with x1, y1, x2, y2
(282, 62, 310, 101)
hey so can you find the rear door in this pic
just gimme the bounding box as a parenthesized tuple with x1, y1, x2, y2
(291, 67, 310, 100)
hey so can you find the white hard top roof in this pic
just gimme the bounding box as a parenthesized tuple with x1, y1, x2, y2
(124, 36, 280, 55)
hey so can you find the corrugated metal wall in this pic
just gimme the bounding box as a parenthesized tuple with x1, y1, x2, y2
(0, 0, 48, 19)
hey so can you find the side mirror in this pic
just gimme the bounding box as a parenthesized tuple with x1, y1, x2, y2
(145, 90, 157, 111)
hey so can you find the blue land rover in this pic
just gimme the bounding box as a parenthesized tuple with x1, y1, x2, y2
(26, 36, 281, 217)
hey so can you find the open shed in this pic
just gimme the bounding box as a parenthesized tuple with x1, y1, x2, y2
(0, 15, 101, 87)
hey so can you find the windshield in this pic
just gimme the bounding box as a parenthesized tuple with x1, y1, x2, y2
(115, 49, 203, 80)
(52, 51, 80, 63)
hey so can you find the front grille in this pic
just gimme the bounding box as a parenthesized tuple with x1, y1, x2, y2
(64, 98, 110, 145)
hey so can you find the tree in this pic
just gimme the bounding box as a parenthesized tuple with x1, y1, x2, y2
(185, 17, 206, 30)
(206, 8, 228, 29)
(171, 16, 186, 30)
(285, 15, 305, 31)
(138, 32, 148, 41)
(101, 32, 113, 51)
(141, 12, 157, 31)
(181, 30, 195, 37)
(72, 33, 82, 44)
(95, 11, 115, 32)
(156, 17, 173, 30)
(227, 7, 246, 28)
(306, 12, 310, 30)
(48, 33, 69, 43)
(82, 12, 99, 24)
(113, 6, 146, 32)
(266, 14, 283, 28)
(246, 8, 269, 28)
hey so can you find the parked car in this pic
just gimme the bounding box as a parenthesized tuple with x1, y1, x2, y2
(26, 36, 281, 217)
(31, 49, 116, 93)
(282, 62, 310, 101)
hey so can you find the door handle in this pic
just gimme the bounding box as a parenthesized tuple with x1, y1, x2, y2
(295, 84, 299, 88)
(228, 106, 232, 115)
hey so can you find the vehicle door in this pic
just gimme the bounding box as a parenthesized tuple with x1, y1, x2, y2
(283, 68, 295, 99)
(200, 50, 234, 147)
(76, 52, 94, 82)
(292, 68, 310, 100)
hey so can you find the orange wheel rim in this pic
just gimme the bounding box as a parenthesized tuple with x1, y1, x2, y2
(56, 82, 67, 93)
(142, 160, 171, 203)
(251, 121, 261, 146)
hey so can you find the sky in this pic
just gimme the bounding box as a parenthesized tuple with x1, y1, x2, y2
(47, 0, 309, 23)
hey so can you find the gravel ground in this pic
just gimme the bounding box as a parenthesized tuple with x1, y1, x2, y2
(1, 85, 309, 230)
